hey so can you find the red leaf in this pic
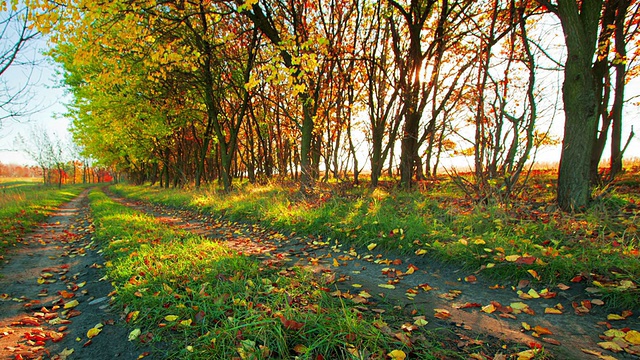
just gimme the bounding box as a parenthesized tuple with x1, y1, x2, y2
(515, 256, 536, 265)
(279, 316, 304, 330)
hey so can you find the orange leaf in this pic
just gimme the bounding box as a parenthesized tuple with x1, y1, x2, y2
(533, 326, 553, 335)
(58, 290, 75, 299)
(544, 308, 562, 314)
(434, 309, 451, 319)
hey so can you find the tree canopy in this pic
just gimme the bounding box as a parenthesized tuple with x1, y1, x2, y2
(26, 0, 640, 208)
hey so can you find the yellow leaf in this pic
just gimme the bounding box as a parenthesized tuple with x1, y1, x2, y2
(505, 255, 520, 262)
(511, 302, 529, 311)
(378, 284, 396, 289)
(598, 341, 623, 352)
(516, 349, 537, 360)
(607, 313, 626, 321)
(163, 283, 173, 294)
(180, 319, 192, 326)
(521, 322, 531, 331)
(387, 349, 406, 360)
(405, 267, 415, 275)
(603, 329, 625, 338)
(64, 300, 80, 309)
(413, 317, 428, 326)
(87, 327, 102, 339)
(128, 328, 141, 341)
(625, 330, 640, 345)
(415, 249, 427, 255)
(527, 288, 540, 299)
(367, 243, 377, 251)
(481, 303, 496, 314)
(333, 258, 340, 267)
(164, 315, 179, 322)
(527, 269, 540, 280)
(58, 348, 74, 359)
(352, 284, 362, 288)
(473, 239, 486, 245)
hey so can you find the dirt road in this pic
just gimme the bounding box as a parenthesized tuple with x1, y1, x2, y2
(0, 190, 151, 360)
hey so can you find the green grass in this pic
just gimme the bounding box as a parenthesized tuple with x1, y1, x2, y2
(0, 179, 85, 257)
(89, 188, 460, 359)
(109, 174, 640, 310)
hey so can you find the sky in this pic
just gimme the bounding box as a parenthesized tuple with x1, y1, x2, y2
(0, 10, 71, 167)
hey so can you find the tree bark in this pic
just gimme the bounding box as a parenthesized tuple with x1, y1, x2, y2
(554, 0, 603, 210)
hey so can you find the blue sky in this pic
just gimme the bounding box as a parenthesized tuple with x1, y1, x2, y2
(0, 28, 71, 166)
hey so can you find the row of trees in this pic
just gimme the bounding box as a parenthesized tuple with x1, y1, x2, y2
(27, 0, 639, 209)
(0, 160, 112, 186)
(14, 127, 113, 187)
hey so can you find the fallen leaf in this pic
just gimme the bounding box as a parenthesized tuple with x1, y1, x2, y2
(164, 315, 179, 322)
(533, 325, 552, 335)
(544, 308, 562, 314)
(58, 348, 74, 359)
(516, 349, 537, 360)
(387, 349, 406, 360)
(625, 330, 640, 345)
(598, 341, 623, 352)
(527, 288, 540, 299)
(87, 327, 102, 339)
(413, 317, 428, 326)
(367, 243, 377, 251)
(607, 313, 626, 321)
(434, 309, 451, 319)
(557, 283, 570, 290)
(482, 303, 496, 314)
(378, 284, 396, 289)
(128, 328, 141, 341)
(126, 311, 140, 323)
(63, 300, 79, 309)
(505, 254, 520, 262)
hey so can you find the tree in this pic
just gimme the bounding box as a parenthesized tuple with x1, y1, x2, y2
(0, 1, 39, 131)
(536, 0, 602, 210)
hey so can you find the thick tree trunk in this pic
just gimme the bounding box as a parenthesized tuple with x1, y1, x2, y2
(555, 0, 603, 211)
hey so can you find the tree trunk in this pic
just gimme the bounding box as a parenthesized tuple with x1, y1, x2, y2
(555, 0, 603, 210)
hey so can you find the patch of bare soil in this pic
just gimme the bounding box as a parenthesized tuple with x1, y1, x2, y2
(0, 190, 153, 360)
(108, 191, 640, 360)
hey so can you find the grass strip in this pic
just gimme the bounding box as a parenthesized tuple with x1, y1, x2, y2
(88, 188, 452, 359)
(109, 177, 640, 310)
